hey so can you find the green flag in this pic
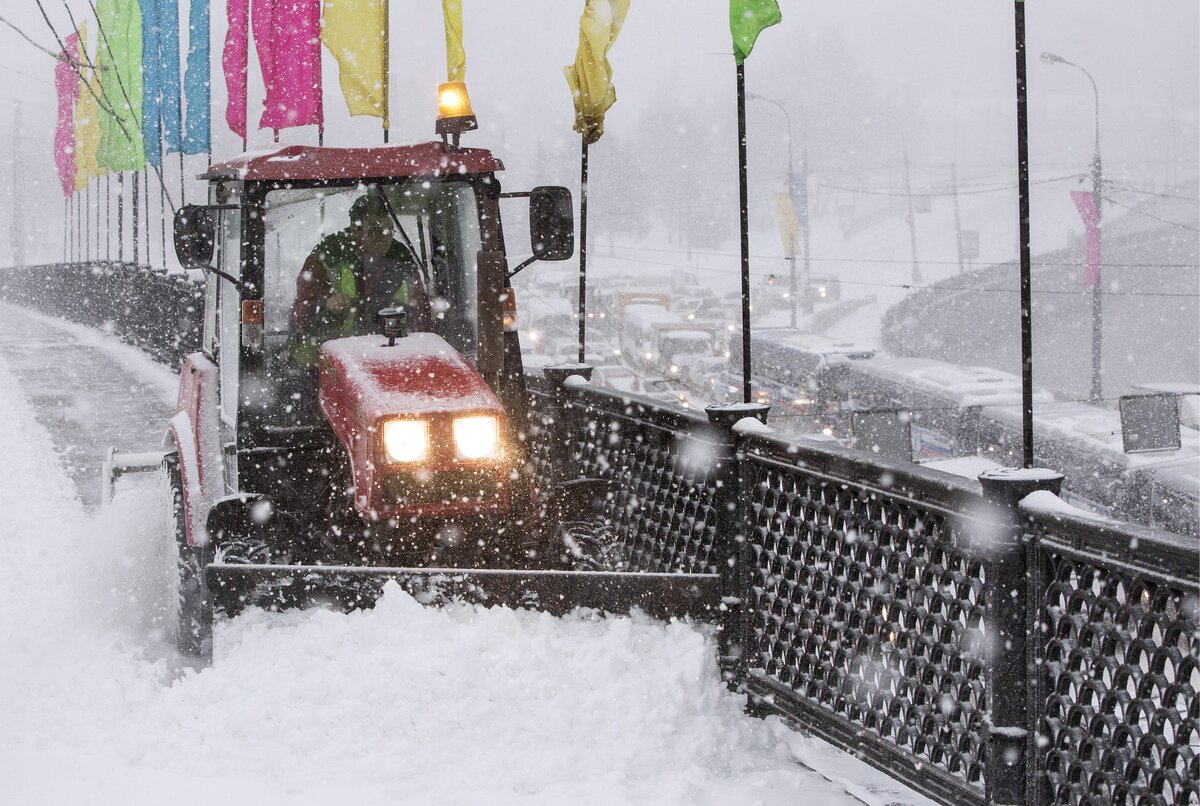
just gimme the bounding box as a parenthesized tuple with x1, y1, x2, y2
(730, 0, 781, 65)
(95, 0, 145, 172)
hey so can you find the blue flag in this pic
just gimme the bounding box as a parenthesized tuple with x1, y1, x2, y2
(182, 0, 210, 154)
(140, 0, 182, 164)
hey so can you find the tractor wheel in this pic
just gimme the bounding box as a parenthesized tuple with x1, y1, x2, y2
(554, 519, 625, 572)
(162, 454, 212, 659)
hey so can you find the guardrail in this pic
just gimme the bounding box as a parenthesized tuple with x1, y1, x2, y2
(531, 368, 1199, 806)
(1, 262, 202, 368)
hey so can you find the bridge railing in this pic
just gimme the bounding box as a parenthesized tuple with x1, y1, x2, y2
(531, 368, 1199, 806)
(1, 262, 202, 368)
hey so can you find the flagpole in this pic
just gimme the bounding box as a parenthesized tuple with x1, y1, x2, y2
(1013, 1, 1034, 469)
(131, 169, 139, 265)
(577, 136, 589, 363)
(117, 172, 124, 262)
(382, 0, 390, 144)
(105, 173, 111, 260)
(736, 62, 752, 404)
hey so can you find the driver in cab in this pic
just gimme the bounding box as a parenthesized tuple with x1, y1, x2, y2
(290, 194, 432, 367)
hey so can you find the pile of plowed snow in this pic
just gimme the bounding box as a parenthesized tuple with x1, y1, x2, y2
(0, 348, 909, 805)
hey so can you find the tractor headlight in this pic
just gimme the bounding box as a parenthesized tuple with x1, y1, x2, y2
(383, 419, 429, 463)
(453, 415, 500, 460)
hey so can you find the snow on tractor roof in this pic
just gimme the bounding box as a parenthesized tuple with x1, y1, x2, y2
(204, 142, 504, 182)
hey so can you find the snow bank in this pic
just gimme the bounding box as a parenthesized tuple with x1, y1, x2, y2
(0, 353, 889, 804)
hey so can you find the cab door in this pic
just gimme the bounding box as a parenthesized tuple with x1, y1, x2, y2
(216, 205, 243, 493)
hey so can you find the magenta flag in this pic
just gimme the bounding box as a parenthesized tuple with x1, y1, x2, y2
(252, 0, 323, 131)
(1070, 191, 1102, 288)
(54, 33, 81, 197)
(223, 0, 248, 140)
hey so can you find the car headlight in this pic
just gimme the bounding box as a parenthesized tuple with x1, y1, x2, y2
(453, 415, 500, 460)
(383, 419, 429, 463)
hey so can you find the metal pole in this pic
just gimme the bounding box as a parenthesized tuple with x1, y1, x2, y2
(1088, 76, 1103, 404)
(131, 171, 139, 265)
(63, 196, 68, 263)
(951, 162, 964, 274)
(578, 137, 589, 364)
(1014, 1, 1035, 470)
(117, 172, 125, 262)
(736, 63, 752, 404)
(105, 173, 111, 261)
(144, 171, 151, 265)
(10, 101, 23, 267)
(85, 182, 91, 262)
(800, 148, 812, 321)
(902, 147, 921, 286)
(382, 0, 390, 144)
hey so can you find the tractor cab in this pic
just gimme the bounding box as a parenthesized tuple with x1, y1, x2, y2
(171, 140, 574, 567)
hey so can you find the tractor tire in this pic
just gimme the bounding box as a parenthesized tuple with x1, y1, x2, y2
(162, 454, 212, 659)
(554, 519, 626, 572)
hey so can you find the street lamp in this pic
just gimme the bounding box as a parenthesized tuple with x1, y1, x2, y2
(747, 91, 810, 330)
(1042, 51, 1104, 404)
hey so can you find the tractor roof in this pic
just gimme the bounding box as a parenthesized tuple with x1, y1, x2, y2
(203, 142, 504, 183)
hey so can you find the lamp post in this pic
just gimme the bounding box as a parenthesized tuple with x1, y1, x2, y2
(1042, 51, 1104, 404)
(747, 91, 810, 329)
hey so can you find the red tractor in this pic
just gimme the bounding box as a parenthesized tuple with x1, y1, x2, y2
(107, 101, 715, 658)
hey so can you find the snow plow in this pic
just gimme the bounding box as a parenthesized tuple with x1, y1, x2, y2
(107, 89, 719, 658)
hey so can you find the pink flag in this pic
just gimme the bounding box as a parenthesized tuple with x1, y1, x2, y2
(252, 0, 323, 132)
(54, 33, 81, 197)
(223, 0, 248, 140)
(1070, 190, 1102, 289)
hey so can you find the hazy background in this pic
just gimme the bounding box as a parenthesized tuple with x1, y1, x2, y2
(1, 1, 1195, 262)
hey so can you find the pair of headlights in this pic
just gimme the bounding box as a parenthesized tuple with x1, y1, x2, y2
(382, 415, 500, 463)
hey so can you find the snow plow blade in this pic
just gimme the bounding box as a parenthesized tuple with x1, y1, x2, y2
(206, 563, 722, 622)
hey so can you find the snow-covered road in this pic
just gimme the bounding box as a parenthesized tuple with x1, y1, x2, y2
(0, 305, 931, 805)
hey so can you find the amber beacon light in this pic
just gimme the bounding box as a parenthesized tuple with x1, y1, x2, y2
(436, 81, 478, 145)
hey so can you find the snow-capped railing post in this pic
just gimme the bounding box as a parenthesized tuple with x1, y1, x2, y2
(541, 363, 594, 485)
(705, 402, 770, 690)
(977, 467, 1064, 805)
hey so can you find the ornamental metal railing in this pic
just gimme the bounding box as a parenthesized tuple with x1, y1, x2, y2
(530, 369, 1199, 806)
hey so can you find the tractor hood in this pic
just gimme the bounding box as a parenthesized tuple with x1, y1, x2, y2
(318, 334, 510, 517)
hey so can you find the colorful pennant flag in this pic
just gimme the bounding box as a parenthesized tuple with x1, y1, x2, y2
(223, 0, 249, 139)
(321, 0, 387, 119)
(75, 24, 105, 189)
(730, 0, 781, 65)
(54, 32, 82, 197)
(182, 0, 211, 154)
(1070, 191, 1102, 288)
(252, 0, 324, 131)
(95, 0, 145, 172)
(443, 0, 466, 82)
(180, 0, 210, 153)
(141, 0, 183, 166)
(563, 0, 630, 145)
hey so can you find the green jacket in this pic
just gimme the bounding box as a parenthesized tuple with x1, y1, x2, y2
(291, 232, 420, 367)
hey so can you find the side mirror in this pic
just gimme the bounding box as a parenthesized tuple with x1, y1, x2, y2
(529, 186, 574, 262)
(173, 204, 216, 270)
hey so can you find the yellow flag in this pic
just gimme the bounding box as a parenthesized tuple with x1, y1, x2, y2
(442, 0, 465, 82)
(563, 0, 629, 145)
(74, 24, 106, 190)
(321, 0, 387, 118)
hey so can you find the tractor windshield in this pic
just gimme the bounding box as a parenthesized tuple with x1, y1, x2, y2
(259, 180, 483, 427)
